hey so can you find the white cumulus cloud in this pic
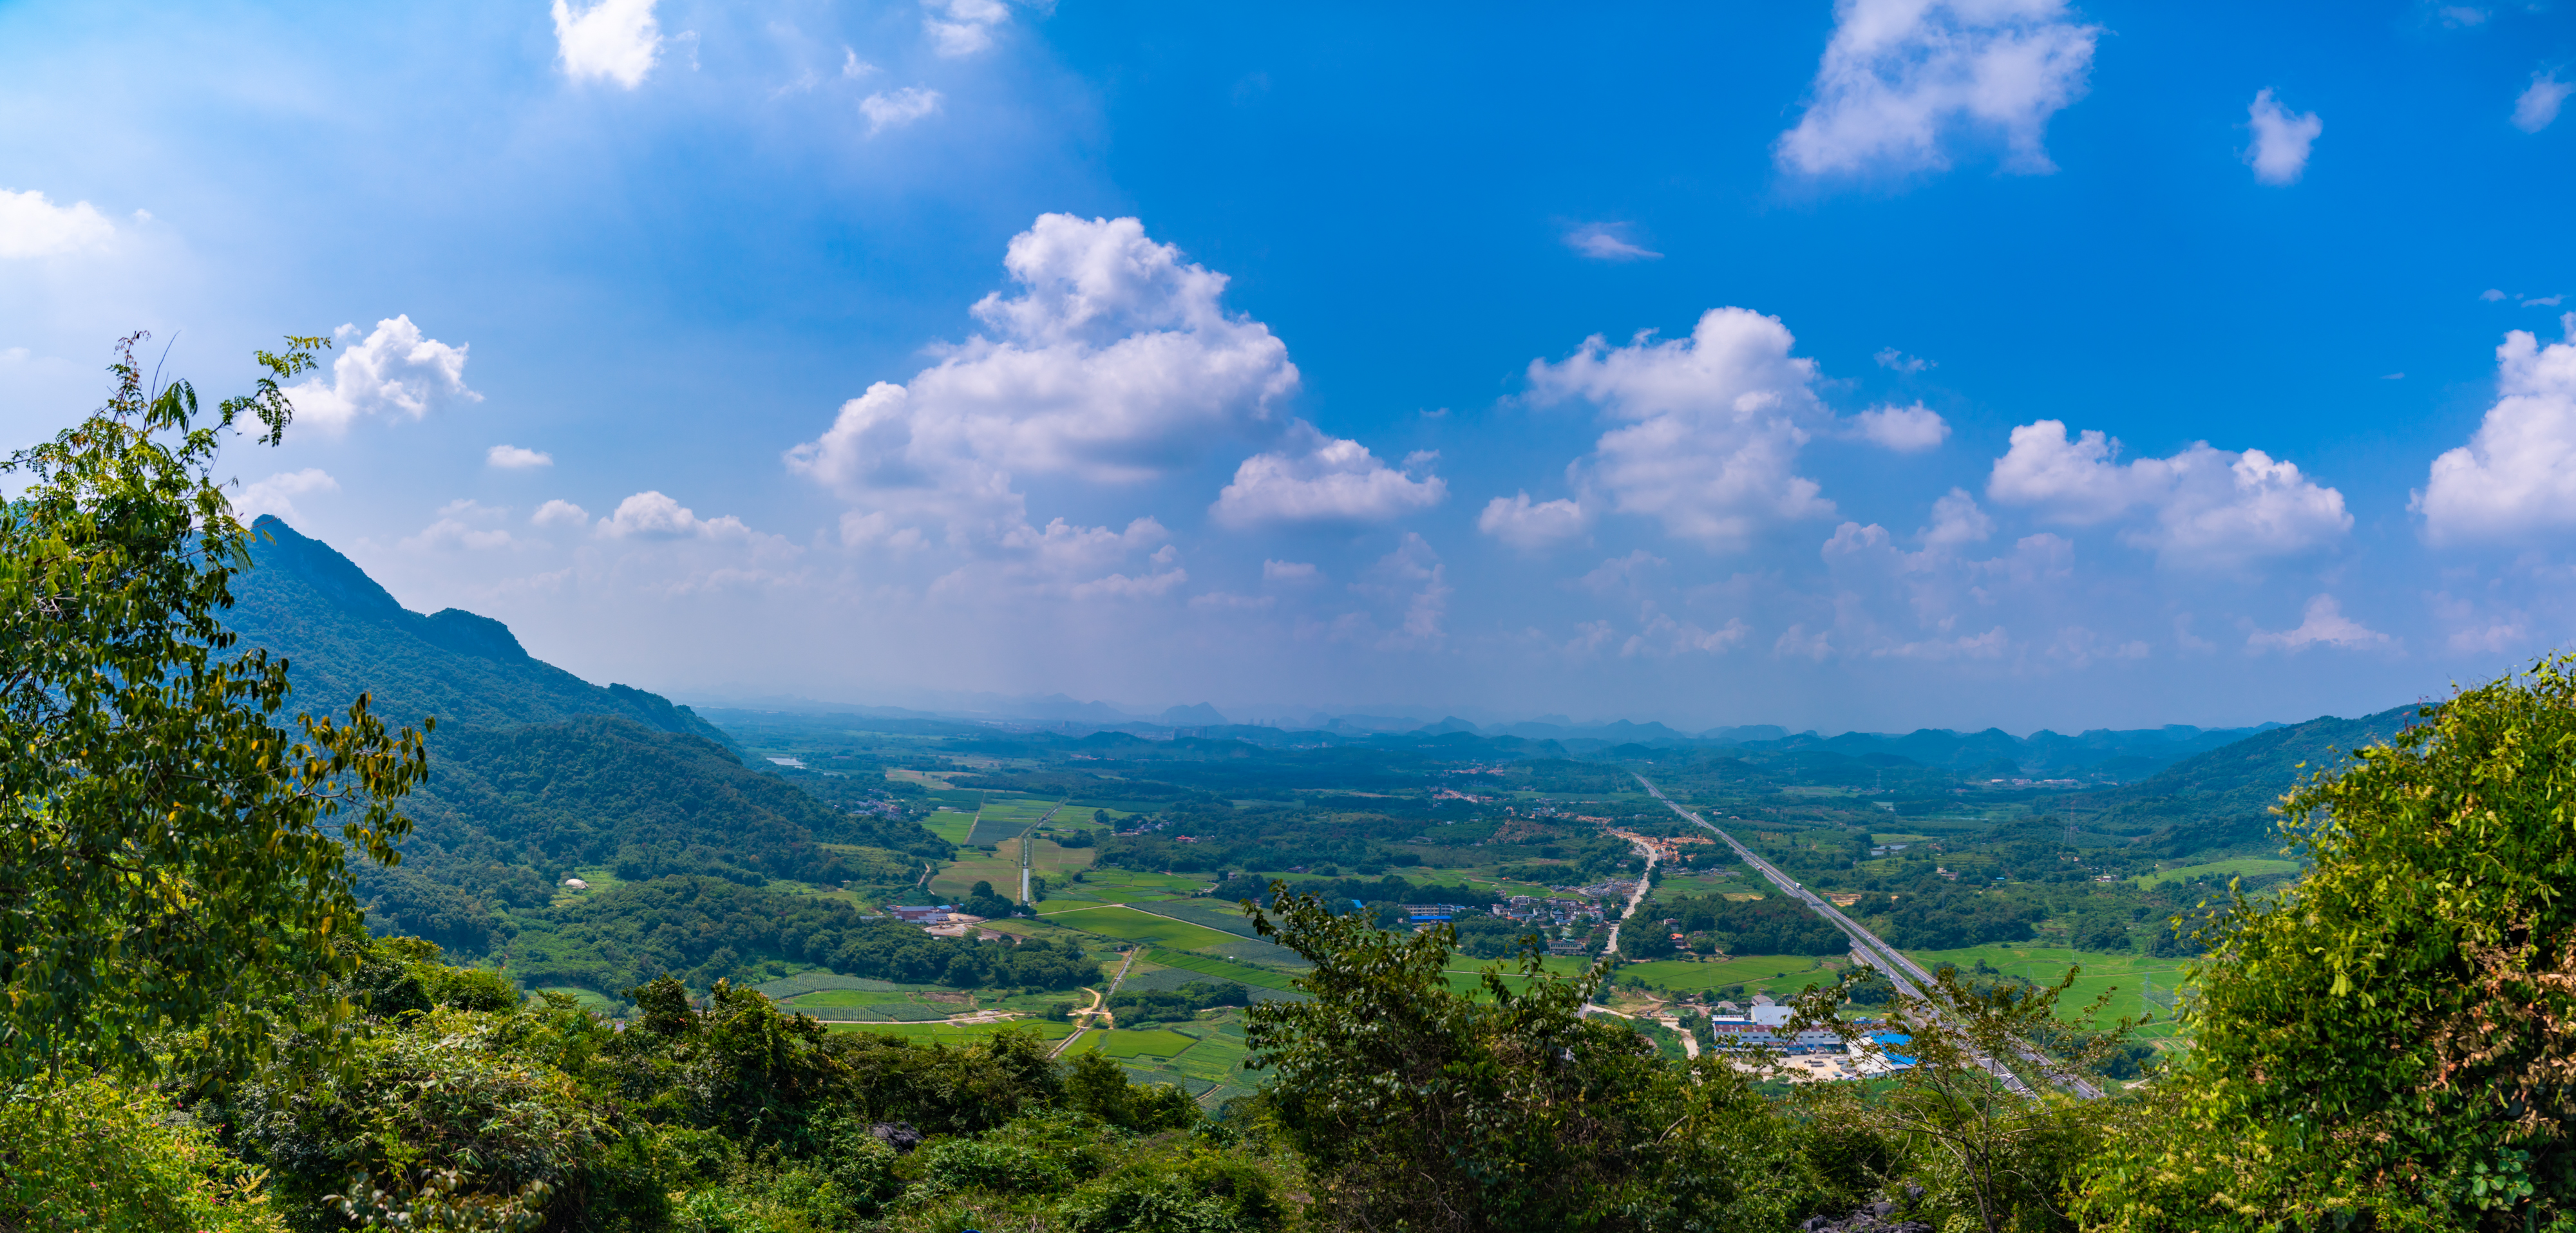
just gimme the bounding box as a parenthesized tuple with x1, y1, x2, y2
(787, 214, 1298, 545)
(1776, 0, 2099, 178)
(233, 469, 339, 523)
(1211, 424, 1446, 527)
(1477, 491, 1593, 552)
(0, 187, 115, 258)
(531, 499, 590, 528)
(1987, 420, 2351, 567)
(597, 491, 752, 540)
(2515, 71, 2573, 133)
(2246, 89, 2322, 185)
(1921, 487, 1994, 547)
(1564, 222, 1662, 261)
(552, 0, 662, 89)
(2415, 315, 2576, 543)
(488, 444, 553, 469)
(1852, 402, 1950, 451)
(862, 87, 943, 135)
(1524, 306, 1832, 549)
(286, 317, 478, 434)
(1262, 559, 1320, 583)
(2248, 594, 2390, 653)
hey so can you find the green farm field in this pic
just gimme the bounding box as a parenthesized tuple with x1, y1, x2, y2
(1041, 905, 1240, 950)
(929, 849, 1025, 899)
(823, 1019, 1075, 1044)
(2132, 858, 2302, 888)
(1903, 945, 2195, 1040)
(536, 986, 627, 1016)
(1052, 869, 1209, 903)
(1619, 955, 1840, 993)
(1647, 869, 1757, 898)
(1146, 950, 1301, 992)
(1070, 1028, 1198, 1059)
(1025, 837, 1099, 883)
(920, 807, 977, 846)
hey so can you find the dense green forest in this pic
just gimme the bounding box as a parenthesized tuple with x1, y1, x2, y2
(1643, 892, 1852, 957)
(505, 876, 1097, 992)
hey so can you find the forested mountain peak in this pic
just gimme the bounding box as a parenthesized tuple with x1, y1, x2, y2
(232, 516, 728, 744)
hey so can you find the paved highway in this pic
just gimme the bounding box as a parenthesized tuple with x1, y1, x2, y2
(1021, 800, 1066, 905)
(1633, 773, 2103, 1100)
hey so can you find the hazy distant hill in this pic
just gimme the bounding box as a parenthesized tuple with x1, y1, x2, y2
(1730, 723, 2275, 778)
(223, 518, 947, 957)
(2064, 704, 2426, 858)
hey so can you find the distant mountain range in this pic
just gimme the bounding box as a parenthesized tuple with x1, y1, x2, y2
(677, 690, 2287, 783)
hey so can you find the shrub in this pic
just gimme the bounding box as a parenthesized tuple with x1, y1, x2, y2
(0, 1077, 288, 1232)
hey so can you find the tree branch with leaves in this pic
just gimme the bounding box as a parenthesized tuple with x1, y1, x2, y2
(0, 332, 431, 1084)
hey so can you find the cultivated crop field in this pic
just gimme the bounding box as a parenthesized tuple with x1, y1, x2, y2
(2131, 858, 2302, 887)
(1040, 905, 1241, 950)
(824, 1019, 1078, 1044)
(1620, 954, 1841, 994)
(928, 849, 1025, 900)
(1049, 869, 1209, 903)
(920, 807, 977, 846)
(1146, 949, 1302, 991)
(1903, 945, 2195, 1040)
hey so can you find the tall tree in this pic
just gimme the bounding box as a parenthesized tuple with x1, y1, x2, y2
(0, 334, 430, 1080)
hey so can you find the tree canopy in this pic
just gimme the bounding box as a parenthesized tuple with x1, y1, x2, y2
(0, 334, 428, 1080)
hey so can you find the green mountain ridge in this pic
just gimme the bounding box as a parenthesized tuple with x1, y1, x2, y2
(2060, 703, 2428, 857)
(232, 514, 732, 741)
(224, 518, 951, 961)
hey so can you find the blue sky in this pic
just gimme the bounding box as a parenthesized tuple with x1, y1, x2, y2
(4, 0, 2573, 731)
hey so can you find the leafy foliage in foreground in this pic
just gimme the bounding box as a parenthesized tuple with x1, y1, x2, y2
(0, 334, 428, 1082)
(2078, 657, 2576, 1230)
(1245, 889, 1847, 1230)
(171, 936, 1287, 1233)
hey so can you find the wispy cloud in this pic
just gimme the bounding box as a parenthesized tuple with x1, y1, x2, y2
(1564, 222, 1662, 262)
(862, 87, 943, 135)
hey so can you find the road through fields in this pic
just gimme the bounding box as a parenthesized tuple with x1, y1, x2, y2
(1631, 773, 2101, 1100)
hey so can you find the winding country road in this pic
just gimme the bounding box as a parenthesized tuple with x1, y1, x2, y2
(1048, 946, 1139, 1059)
(1600, 833, 1662, 955)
